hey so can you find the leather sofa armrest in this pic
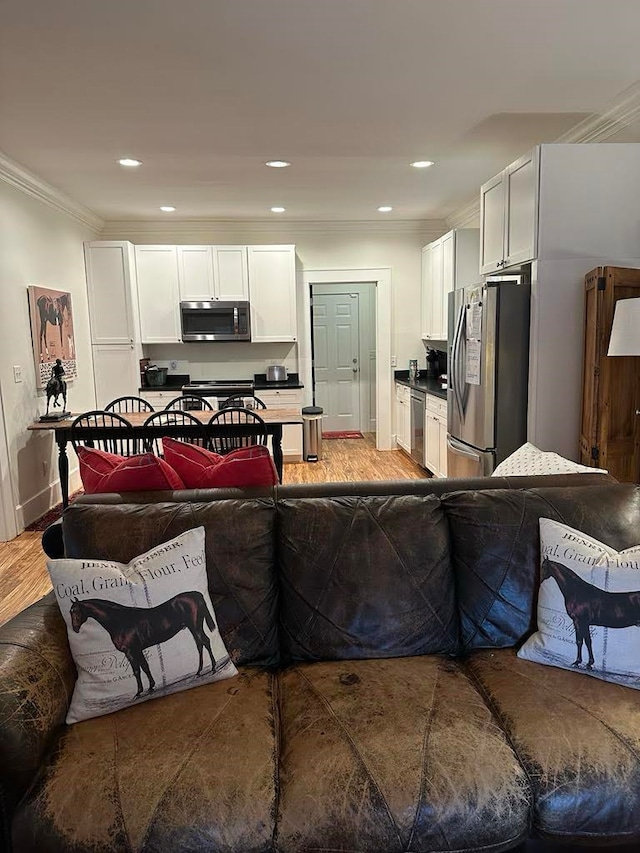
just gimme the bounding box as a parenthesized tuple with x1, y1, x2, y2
(0, 592, 76, 816)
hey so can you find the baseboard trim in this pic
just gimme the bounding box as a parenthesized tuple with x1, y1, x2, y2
(16, 467, 81, 532)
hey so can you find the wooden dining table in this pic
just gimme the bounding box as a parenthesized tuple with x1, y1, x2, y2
(28, 407, 303, 508)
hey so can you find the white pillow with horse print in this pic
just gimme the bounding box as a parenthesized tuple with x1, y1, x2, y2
(48, 526, 237, 724)
(518, 518, 640, 689)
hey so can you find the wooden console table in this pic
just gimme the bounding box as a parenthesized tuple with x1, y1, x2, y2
(28, 408, 303, 508)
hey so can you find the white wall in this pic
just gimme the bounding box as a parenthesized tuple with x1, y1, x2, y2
(0, 181, 98, 530)
(100, 221, 446, 375)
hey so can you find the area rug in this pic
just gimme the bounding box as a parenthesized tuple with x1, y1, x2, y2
(25, 490, 84, 532)
(322, 431, 364, 440)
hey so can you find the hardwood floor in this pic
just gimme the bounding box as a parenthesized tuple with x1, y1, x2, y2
(0, 436, 428, 627)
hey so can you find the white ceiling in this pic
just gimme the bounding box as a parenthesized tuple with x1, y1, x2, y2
(2, 0, 640, 222)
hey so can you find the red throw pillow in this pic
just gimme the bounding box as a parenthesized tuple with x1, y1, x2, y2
(76, 446, 125, 494)
(100, 453, 185, 493)
(162, 437, 278, 488)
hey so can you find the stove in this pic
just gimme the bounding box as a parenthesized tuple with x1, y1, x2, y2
(181, 379, 255, 409)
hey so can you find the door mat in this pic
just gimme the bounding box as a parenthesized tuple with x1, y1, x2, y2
(322, 431, 364, 440)
(25, 490, 84, 532)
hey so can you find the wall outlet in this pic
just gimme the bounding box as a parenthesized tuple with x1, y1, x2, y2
(13, 365, 22, 383)
(169, 360, 178, 370)
(390, 356, 397, 368)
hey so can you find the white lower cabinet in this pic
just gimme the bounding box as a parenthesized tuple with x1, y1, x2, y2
(141, 390, 182, 410)
(395, 383, 411, 452)
(424, 394, 448, 477)
(259, 388, 303, 462)
(92, 345, 140, 409)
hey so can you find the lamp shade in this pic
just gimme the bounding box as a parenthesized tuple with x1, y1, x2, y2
(608, 297, 640, 356)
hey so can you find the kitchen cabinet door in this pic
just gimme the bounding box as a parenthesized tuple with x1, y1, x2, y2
(420, 245, 432, 339)
(424, 412, 440, 474)
(480, 172, 505, 275)
(504, 149, 538, 268)
(403, 397, 411, 453)
(260, 388, 303, 461)
(213, 247, 249, 301)
(177, 246, 214, 301)
(85, 242, 137, 345)
(440, 231, 454, 340)
(437, 417, 448, 477)
(92, 344, 139, 409)
(248, 246, 297, 342)
(429, 239, 444, 340)
(135, 246, 181, 344)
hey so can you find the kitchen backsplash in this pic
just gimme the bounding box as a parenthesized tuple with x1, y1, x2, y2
(144, 342, 298, 380)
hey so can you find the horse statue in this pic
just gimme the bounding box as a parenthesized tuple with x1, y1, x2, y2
(45, 359, 67, 416)
(69, 590, 219, 698)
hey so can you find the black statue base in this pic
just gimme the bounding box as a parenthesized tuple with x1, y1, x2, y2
(40, 411, 71, 422)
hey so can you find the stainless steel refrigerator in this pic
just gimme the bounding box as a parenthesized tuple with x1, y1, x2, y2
(447, 273, 530, 478)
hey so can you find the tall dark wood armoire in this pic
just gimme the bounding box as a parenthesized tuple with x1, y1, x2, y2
(580, 267, 640, 483)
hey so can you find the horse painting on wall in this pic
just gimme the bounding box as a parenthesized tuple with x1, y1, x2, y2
(27, 285, 77, 388)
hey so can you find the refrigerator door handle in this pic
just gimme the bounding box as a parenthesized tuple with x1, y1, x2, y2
(451, 303, 465, 422)
(447, 435, 482, 462)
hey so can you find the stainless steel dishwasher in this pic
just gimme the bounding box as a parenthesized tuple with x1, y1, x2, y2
(410, 387, 426, 468)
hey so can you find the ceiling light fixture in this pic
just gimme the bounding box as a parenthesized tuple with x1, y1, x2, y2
(410, 160, 435, 169)
(160, 206, 176, 212)
(377, 206, 393, 213)
(118, 158, 142, 167)
(266, 160, 291, 168)
(270, 206, 286, 213)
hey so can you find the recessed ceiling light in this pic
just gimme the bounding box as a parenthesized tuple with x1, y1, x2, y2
(270, 206, 286, 213)
(118, 158, 142, 167)
(377, 206, 393, 213)
(410, 160, 435, 169)
(265, 160, 291, 168)
(160, 206, 176, 212)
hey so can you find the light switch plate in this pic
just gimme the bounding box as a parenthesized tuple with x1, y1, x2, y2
(13, 365, 22, 383)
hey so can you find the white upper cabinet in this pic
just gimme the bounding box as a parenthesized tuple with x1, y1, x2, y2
(175, 245, 250, 302)
(135, 246, 181, 343)
(248, 245, 297, 342)
(421, 228, 479, 341)
(480, 148, 539, 274)
(177, 246, 215, 301)
(213, 246, 249, 301)
(84, 241, 137, 345)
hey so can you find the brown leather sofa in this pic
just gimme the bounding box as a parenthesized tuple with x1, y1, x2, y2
(3, 473, 640, 853)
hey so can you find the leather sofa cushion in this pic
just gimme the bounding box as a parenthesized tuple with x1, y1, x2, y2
(62, 500, 279, 666)
(12, 670, 277, 853)
(443, 484, 640, 650)
(467, 649, 640, 843)
(277, 495, 458, 661)
(277, 657, 531, 852)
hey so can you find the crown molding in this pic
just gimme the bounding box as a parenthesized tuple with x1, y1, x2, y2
(0, 152, 103, 232)
(555, 80, 640, 143)
(445, 198, 481, 230)
(100, 217, 448, 242)
(444, 81, 640, 232)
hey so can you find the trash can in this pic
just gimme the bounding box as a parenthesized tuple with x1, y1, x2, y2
(302, 405, 323, 462)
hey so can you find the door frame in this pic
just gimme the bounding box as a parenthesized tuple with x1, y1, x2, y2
(299, 267, 392, 450)
(0, 378, 18, 541)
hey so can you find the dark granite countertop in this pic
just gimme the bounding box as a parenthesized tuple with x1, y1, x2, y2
(138, 373, 190, 393)
(394, 370, 448, 400)
(254, 373, 304, 390)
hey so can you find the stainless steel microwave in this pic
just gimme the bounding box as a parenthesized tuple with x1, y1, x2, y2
(180, 301, 251, 342)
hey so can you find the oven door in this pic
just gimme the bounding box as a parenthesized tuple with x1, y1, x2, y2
(180, 301, 251, 341)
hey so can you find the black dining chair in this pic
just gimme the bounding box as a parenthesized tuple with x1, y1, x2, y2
(142, 410, 207, 455)
(206, 407, 268, 454)
(70, 411, 138, 456)
(220, 394, 267, 410)
(164, 395, 214, 412)
(104, 396, 155, 414)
